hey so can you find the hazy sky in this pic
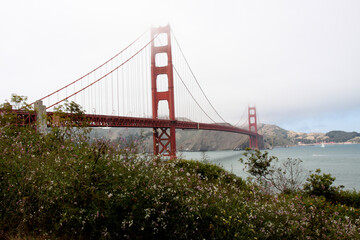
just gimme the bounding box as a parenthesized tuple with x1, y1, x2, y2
(1, 0, 360, 133)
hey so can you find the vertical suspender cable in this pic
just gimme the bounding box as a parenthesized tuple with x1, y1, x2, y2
(121, 56, 124, 115)
(117, 68, 119, 115)
(171, 27, 228, 124)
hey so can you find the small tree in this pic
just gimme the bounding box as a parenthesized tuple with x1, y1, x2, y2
(240, 149, 307, 193)
(240, 148, 277, 189)
(271, 158, 307, 193)
(9, 94, 32, 110)
(240, 148, 275, 180)
(48, 100, 91, 145)
(0, 94, 34, 128)
(52, 100, 88, 128)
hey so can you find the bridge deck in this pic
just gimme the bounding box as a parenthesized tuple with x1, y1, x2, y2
(11, 110, 259, 138)
(81, 113, 259, 137)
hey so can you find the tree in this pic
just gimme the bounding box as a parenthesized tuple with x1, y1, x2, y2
(0, 94, 32, 110)
(240, 148, 276, 181)
(240, 148, 307, 193)
(271, 157, 307, 193)
(52, 100, 88, 128)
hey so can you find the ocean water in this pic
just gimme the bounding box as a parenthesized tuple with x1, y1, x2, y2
(180, 144, 360, 191)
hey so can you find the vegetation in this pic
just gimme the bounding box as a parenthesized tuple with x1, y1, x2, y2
(240, 148, 307, 193)
(304, 169, 360, 209)
(326, 130, 360, 143)
(241, 148, 360, 208)
(1, 97, 360, 239)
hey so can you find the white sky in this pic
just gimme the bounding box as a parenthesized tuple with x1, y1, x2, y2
(1, 0, 360, 133)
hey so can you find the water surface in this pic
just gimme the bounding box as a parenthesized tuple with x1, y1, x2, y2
(181, 144, 360, 190)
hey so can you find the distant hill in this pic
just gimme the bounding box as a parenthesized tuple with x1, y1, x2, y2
(90, 125, 360, 151)
(258, 123, 330, 148)
(176, 129, 249, 151)
(91, 128, 249, 152)
(258, 124, 293, 148)
(259, 125, 360, 148)
(326, 131, 360, 143)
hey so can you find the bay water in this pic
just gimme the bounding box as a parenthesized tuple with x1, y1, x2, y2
(180, 144, 360, 191)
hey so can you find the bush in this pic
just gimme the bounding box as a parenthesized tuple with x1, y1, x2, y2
(304, 169, 341, 199)
(174, 159, 248, 189)
(303, 168, 360, 209)
(334, 189, 360, 208)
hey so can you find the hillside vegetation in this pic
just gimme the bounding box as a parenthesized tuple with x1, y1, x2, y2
(326, 130, 360, 143)
(1, 100, 360, 239)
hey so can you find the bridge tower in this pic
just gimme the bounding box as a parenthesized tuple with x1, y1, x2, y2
(248, 106, 259, 149)
(151, 25, 177, 159)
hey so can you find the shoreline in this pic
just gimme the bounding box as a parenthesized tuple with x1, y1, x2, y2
(297, 142, 359, 147)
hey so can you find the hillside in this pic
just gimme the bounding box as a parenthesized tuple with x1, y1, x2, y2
(258, 124, 329, 148)
(91, 125, 360, 151)
(259, 125, 360, 147)
(92, 128, 249, 151)
(326, 130, 360, 143)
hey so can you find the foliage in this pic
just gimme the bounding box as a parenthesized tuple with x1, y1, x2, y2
(1, 94, 33, 110)
(1, 108, 360, 239)
(174, 159, 248, 188)
(271, 157, 307, 194)
(304, 169, 360, 208)
(240, 148, 277, 181)
(304, 169, 341, 199)
(54, 100, 85, 115)
(0, 94, 34, 128)
(333, 189, 360, 208)
(51, 100, 89, 129)
(240, 148, 307, 193)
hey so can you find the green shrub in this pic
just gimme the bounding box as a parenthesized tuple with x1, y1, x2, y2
(304, 169, 341, 199)
(174, 159, 248, 189)
(334, 189, 360, 208)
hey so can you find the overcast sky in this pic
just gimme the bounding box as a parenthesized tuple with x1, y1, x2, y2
(1, 0, 360, 133)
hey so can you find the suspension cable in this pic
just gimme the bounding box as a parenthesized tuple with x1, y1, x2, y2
(29, 29, 149, 107)
(47, 33, 159, 109)
(234, 107, 247, 126)
(173, 65, 216, 123)
(170, 27, 228, 124)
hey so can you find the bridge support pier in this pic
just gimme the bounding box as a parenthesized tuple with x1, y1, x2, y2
(249, 135, 258, 149)
(34, 100, 47, 134)
(153, 125, 176, 159)
(151, 25, 177, 160)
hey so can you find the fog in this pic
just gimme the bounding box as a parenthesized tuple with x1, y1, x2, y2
(1, 0, 360, 132)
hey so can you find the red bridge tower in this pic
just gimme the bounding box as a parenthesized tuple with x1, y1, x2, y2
(151, 25, 177, 159)
(248, 106, 259, 149)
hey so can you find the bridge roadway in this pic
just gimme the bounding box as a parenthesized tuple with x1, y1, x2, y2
(79, 113, 259, 137)
(12, 110, 260, 138)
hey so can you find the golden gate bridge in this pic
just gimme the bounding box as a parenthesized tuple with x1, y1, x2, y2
(9, 25, 263, 159)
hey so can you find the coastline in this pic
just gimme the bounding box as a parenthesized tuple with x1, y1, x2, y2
(297, 142, 359, 147)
